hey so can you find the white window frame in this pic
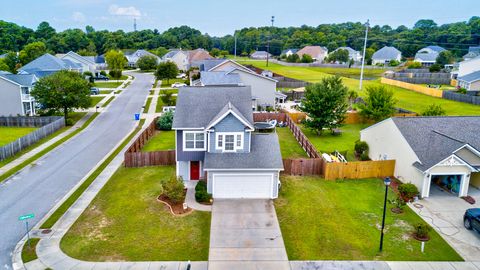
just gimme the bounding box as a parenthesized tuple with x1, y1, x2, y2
(216, 132, 243, 152)
(183, 131, 206, 151)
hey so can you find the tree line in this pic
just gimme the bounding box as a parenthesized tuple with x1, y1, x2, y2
(0, 17, 479, 62)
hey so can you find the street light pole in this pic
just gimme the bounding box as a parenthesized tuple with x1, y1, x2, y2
(359, 19, 369, 90)
(379, 176, 391, 252)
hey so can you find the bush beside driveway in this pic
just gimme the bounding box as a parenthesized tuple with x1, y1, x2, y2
(275, 176, 463, 261)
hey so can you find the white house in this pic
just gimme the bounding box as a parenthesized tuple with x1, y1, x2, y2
(19, 53, 82, 78)
(361, 117, 480, 198)
(372, 46, 402, 65)
(0, 73, 37, 116)
(463, 46, 480, 61)
(125, 50, 160, 68)
(331, 47, 362, 62)
(281, 49, 299, 57)
(456, 55, 480, 78)
(414, 46, 446, 66)
(60, 51, 97, 74)
(250, 51, 271, 60)
(457, 71, 480, 92)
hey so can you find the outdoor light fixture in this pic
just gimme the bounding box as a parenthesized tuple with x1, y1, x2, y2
(379, 177, 390, 252)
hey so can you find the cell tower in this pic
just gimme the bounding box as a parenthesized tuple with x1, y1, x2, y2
(134, 18, 137, 32)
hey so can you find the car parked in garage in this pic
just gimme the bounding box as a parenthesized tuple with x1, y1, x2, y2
(464, 208, 480, 233)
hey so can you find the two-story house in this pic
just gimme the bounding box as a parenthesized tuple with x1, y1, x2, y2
(0, 73, 37, 116)
(172, 86, 284, 199)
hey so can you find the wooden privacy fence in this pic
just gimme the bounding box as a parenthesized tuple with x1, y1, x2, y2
(323, 160, 395, 180)
(0, 116, 64, 161)
(381, 77, 443, 98)
(283, 158, 324, 176)
(124, 117, 177, 167)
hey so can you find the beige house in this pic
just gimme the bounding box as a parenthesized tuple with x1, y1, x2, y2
(361, 117, 480, 198)
(297, 46, 328, 62)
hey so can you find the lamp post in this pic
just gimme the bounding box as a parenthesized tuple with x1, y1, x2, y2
(379, 176, 391, 252)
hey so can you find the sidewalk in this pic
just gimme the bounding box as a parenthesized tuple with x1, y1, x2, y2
(185, 181, 212, 212)
(0, 112, 94, 176)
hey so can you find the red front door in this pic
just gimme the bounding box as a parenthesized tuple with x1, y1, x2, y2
(190, 161, 200, 180)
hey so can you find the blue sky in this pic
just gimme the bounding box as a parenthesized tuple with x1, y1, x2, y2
(2, 0, 479, 36)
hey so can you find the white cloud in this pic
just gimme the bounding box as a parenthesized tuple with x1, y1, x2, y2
(108, 4, 142, 17)
(72, 11, 86, 22)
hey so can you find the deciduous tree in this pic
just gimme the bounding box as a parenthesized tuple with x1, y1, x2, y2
(155, 61, 178, 83)
(359, 86, 397, 121)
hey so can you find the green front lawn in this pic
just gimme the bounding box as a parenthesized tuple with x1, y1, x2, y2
(0, 127, 37, 147)
(159, 88, 178, 93)
(61, 166, 211, 261)
(301, 123, 368, 161)
(142, 130, 176, 151)
(161, 78, 186, 87)
(93, 81, 123, 88)
(90, 96, 104, 107)
(107, 74, 128, 80)
(244, 61, 480, 116)
(275, 127, 308, 159)
(21, 238, 40, 263)
(143, 97, 152, 113)
(276, 176, 463, 261)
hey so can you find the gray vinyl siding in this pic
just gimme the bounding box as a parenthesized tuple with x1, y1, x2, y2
(0, 79, 22, 116)
(176, 130, 206, 161)
(208, 114, 250, 153)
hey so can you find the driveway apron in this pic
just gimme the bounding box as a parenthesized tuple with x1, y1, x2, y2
(208, 199, 290, 270)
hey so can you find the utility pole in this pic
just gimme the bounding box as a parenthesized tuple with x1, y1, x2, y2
(359, 19, 369, 90)
(266, 15, 275, 67)
(234, 34, 237, 59)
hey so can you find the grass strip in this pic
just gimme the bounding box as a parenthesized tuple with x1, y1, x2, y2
(21, 238, 40, 263)
(102, 96, 115, 108)
(143, 97, 152, 113)
(0, 112, 100, 183)
(40, 119, 145, 229)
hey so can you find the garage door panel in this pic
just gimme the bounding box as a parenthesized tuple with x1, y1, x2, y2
(213, 174, 273, 199)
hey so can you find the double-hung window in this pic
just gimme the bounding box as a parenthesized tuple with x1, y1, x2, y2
(216, 132, 243, 152)
(183, 131, 206, 151)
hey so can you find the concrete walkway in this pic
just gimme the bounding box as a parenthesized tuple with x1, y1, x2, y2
(208, 199, 290, 270)
(185, 181, 212, 212)
(0, 111, 94, 175)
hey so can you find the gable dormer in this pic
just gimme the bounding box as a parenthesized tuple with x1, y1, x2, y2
(206, 102, 254, 153)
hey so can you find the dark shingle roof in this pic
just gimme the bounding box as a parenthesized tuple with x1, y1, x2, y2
(204, 133, 284, 170)
(458, 71, 480, 83)
(20, 53, 81, 73)
(392, 117, 480, 171)
(0, 74, 36, 87)
(191, 59, 227, 71)
(172, 86, 253, 129)
(373, 46, 401, 60)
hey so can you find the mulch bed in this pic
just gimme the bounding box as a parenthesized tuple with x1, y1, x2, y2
(413, 234, 430, 242)
(391, 207, 404, 214)
(157, 190, 192, 216)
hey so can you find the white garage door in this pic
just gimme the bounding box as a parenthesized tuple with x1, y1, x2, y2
(213, 173, 274, 199)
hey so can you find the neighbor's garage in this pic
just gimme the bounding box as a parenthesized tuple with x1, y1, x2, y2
(211, 173, 277, 199)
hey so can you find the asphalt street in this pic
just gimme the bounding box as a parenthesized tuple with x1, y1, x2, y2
(0, 72, 153, 268)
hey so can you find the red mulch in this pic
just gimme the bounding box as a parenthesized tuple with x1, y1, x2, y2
(413, 233, 430, 242)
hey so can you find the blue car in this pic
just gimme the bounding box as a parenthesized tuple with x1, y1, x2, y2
(464, 208, 480, 233)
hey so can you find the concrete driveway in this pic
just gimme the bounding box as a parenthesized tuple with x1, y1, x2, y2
(410, 185, 480, 261)
(209, 199, 290, 270)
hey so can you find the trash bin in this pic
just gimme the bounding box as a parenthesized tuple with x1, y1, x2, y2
(134, 113, 140, 121)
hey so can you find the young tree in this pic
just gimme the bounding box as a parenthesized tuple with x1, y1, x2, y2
(0, 59, 9, 72)
(155, 61, 178, 83)
(210, 48, 220, 57)
(137, 55, 158, 71)
(31, 70, 91, 125)
(300, 54, 314, 63)
(105, 50, 126, 80)
(160, 90, 176, 106)
(300, 76, 348, 135)
(4, 52, 20, 73)
(421, 104, 446, 116)
(19, 41, 47, 65)
(436, 50, 454, 67)
(359, 86, 397, 122)
(286, 53, 300, 63)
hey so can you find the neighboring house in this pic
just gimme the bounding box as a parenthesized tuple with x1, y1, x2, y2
(281, 48, 298, 57)
(250, 51, 271, 60)
(457, 71, 480, 93)
(0, 73, 37, 116)
(331, 47, 362, 62)
(463, 46, 480, 61)
(361, 117, 480, 198)
(190, 59, 228, 71)
(172, 86, 284, 199)
(19, 53, 82, 78)
(414, 46, 446, 66)
(372, 46, 402, 65)
(94, 54, 107, 70)
(125, 49, 160, 68)
(456, 55, 480, 78)
(162, 50, 189, 71)
(297, 46, 328, 62)
(195, 60, 278, 108)
(187, 48, 213, 65)
(60, 51, 97, 74)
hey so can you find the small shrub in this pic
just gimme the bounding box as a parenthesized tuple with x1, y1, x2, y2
(414, 223, 431, 240)
(429, 63, 442, 72)
(388, 197, 406, 213)
(458, 88, 467, 94)
(359, 152, 370, 161)
(65, 118, 74, 126)
(163, 175, 185, 204)
(354, 140, 369, 155)
(389, 60, 400, 67)
(398, 183, 419, 201)
(156, 111, 174, 130)
(100, 70, 107, 76)
(195, 181, 212, 203)
(421, 104, 446, 116)
(407, 61, 422, 69)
